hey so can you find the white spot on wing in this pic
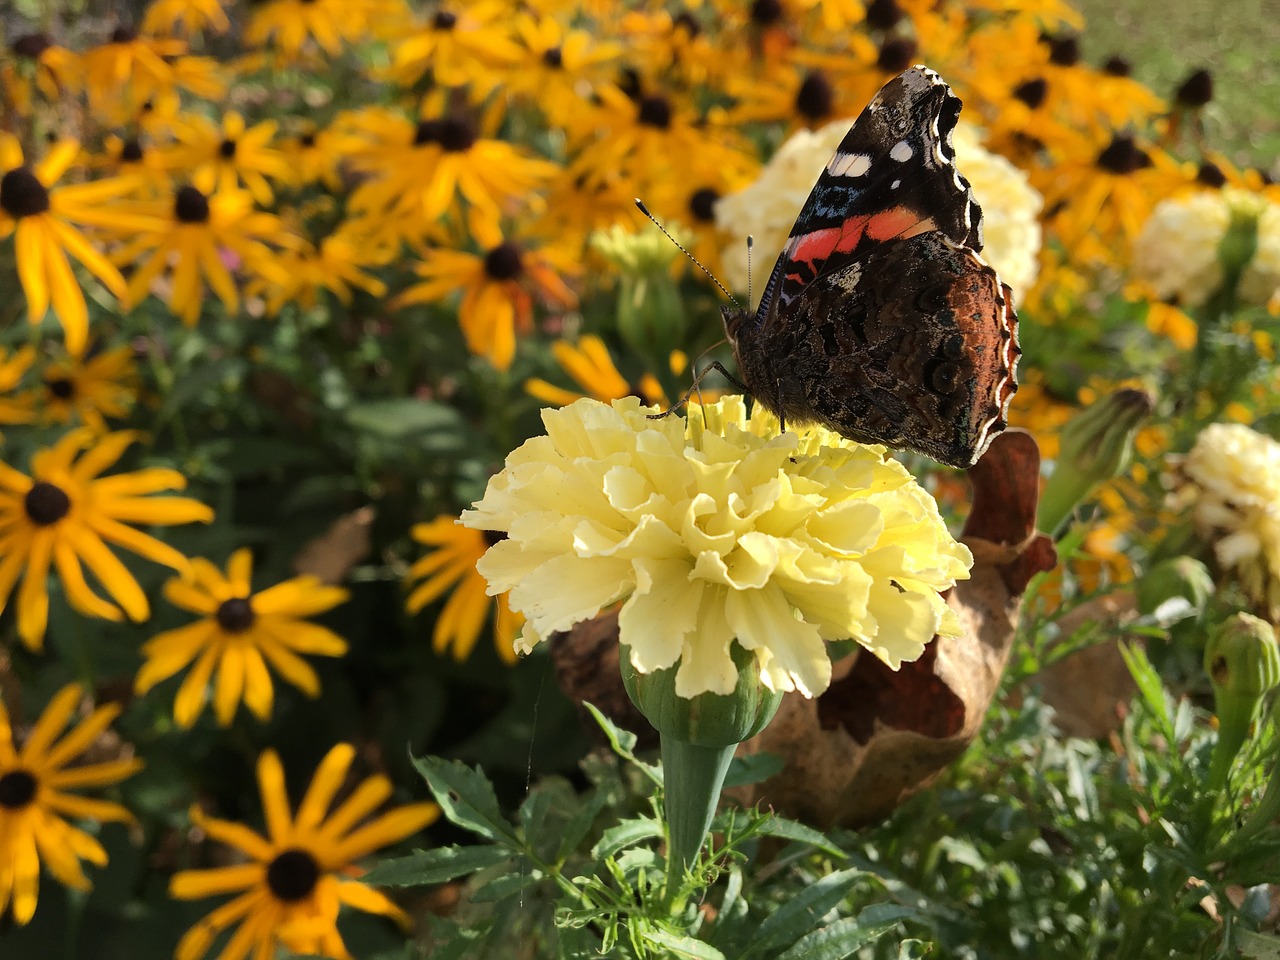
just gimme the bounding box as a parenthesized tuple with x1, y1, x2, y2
(891, 179, 901, 190)
(890, 141, 913, 162)
(827, 153, 872, 177)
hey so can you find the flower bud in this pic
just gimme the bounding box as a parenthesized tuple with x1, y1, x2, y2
(1036, 388, 1156, 534)
(620, 642, 784, 748)
(1135, 556, 1215, 623)
(591, 224, 689, 366)
(1204, 613, 1280, 790)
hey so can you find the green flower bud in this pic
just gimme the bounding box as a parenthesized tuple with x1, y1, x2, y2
(1036, 387, 1155, 535)
(1204, 613, 1280, 790)
(620, 642, 783, 748)
(1135, 556, 1215, 622)
(590, 224, 689, 368)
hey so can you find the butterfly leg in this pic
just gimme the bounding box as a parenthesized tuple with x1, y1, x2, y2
(646, 361, 752, 420)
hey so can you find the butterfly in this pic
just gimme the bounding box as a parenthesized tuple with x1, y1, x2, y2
(722, 65, 1020, 469)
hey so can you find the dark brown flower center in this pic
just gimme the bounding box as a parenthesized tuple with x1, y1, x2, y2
(542, 46, 563, 68)
(299, 132, 317, 148)
(266, 848, 320, 902)
(1013, 77, 1048, 109)
(110, 25, 138, 44)
(864, 0, 904, 30)
(1045, 33, 1080, 66)
(432, 10, 457, 30)
(120, 138, 144, 162)
(876, 36, 917, 73)
(672, 11, 701, 37)
(484, 242, 524, 281)
(24, 481, 71, 526)
(45, 376, 75, 400)
(750, 0, 783, 26)
(439, 118, 477, 152)
(174, 185, 210, 224)
(688, 187, 719, 223)
(216, 597, 256, 633)
(0, 167, 51, 219)
(12, 33, 52, 59)
(1176, 68, 1213, 108)
(1096, 134, 1151, 175)
(0, 770, 37, 809)
(1102, 56, 1131, 77)
(1196, 162, 1227, 188)
(795, 71, 834, 122)
(637, 95, 672, 130)
(413, 119, 443, 146)
(218, 138, 238, 160)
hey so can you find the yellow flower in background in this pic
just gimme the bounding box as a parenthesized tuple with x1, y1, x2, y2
(463, 396, 972, 699)
(37, 345, 139, 433)
(1170, 423, 1280, 621)
(0, 347, 37, 428)
(116, 186, 296, 324)
(406, 518, 521, 665)
(142, 0, 231, 37)
(0, 682, 142, 925)
(506, 13, 621, 124)
(135, 549, 349, 727)
(0, 430, 214, 650)
(525, 335, 670, 408)
(164, 112, 293, 206)
(254, 229, 391, 315)
(396, 226, 577, 372)
(170, 744, 438, 960)
(390, 0, 523, 87)
(77, 27, 221, 123)
(245, 0, 372, 57)
(1, 33, 79, 117)
(0, 137, 144, 356)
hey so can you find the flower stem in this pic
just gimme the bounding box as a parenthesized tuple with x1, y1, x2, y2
(661, 734, 735, 907)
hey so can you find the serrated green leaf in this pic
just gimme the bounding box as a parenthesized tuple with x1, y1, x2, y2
(583, 702, 639, 758)
(741, 868, 867, 959)
(592, 818, 664, 859)
(359, 845, 513, 886)
(639, 927, 727, 959)
(723, 752, 784, 788)
(753, 815, 846, 859)
(774, 904, 914, 960)
(410, 755, 518, 846)
(1119, 641, 1172, 735)
(1238, 929, 1280, 959)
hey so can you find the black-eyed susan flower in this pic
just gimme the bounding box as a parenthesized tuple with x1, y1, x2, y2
(0, 682, 142, 925)
(134, 548, 349, 728)
(245, 0, 374, 58)
(252, 226, 391, 315)
(170, 744, 438, 960)
(406, 517, 521, 665)
(463, 396, 972, 698)
(525, 335, 668, 408)
(163, 112, 292, 206)
(506, 13, 620, 125)
(0, 136, 145, 356)
(116, 185, 296, 325)
(389, 1, 522, 87)
(0, 347, 37, 429)
(77, 27, 195, 123)
(0, 33, 79, 118)
(36, 345, 139, 433)
(141, 0, 231, 37)
(395, 225, 577, 371)
(0, 429, 213, 650)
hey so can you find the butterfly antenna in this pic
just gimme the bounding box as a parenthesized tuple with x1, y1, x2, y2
(746, 235, 754, 311)
(634, 199, 740, 308)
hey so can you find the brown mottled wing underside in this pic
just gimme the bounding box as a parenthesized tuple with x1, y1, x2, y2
(737, 231, 1019, 468)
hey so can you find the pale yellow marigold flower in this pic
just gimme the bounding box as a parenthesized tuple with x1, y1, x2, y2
(461, 396, 971, 699)
(1169, 422, 1280, 620)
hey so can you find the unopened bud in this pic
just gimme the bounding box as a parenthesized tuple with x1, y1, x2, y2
(591, 224, 689, 367)
(1204, 613, 1280, 790)
(1037, 388, 1156, 534)
(1135, 556, 1215, 624)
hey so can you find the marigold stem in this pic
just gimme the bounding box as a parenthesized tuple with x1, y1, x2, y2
(660, 734, 735, 905)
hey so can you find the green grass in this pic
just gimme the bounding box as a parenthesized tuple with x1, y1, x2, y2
(1071, 0, 1280, 169)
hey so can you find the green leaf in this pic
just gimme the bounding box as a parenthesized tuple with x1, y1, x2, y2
(469, 867, 542, 903)
(753, 814, 846, 859)
(358, 845, 513, 886)
(583, 701, 639, 758)
(1238, 929, 1280, 959)
(897, 939, 933, 959)
(1119, 641, 1173, 736)
(423, 918, 485, 960)
(410, 755, 518, 846)
(723, 752, 784, 788)
(592, 818, 664, 859)
(773, 904, 914, 960)
(638, 927, 727, 959)
(345, 397, 467, 444)
(556, 788, 609, 862)
(742, 868, 867, 958)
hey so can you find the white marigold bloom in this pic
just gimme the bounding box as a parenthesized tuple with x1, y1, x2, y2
(1134, 189, 1280, 308)
(715, 119, 1042, 300)
(462, 396, 972, 699)
(1169, 422, 1280, 620)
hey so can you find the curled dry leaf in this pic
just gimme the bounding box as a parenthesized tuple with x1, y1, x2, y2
(292, 506, 375, 584)
(550, 429, 1056, 827)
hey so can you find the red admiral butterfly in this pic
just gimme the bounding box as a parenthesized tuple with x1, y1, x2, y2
(723, 65, 1020, 468)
